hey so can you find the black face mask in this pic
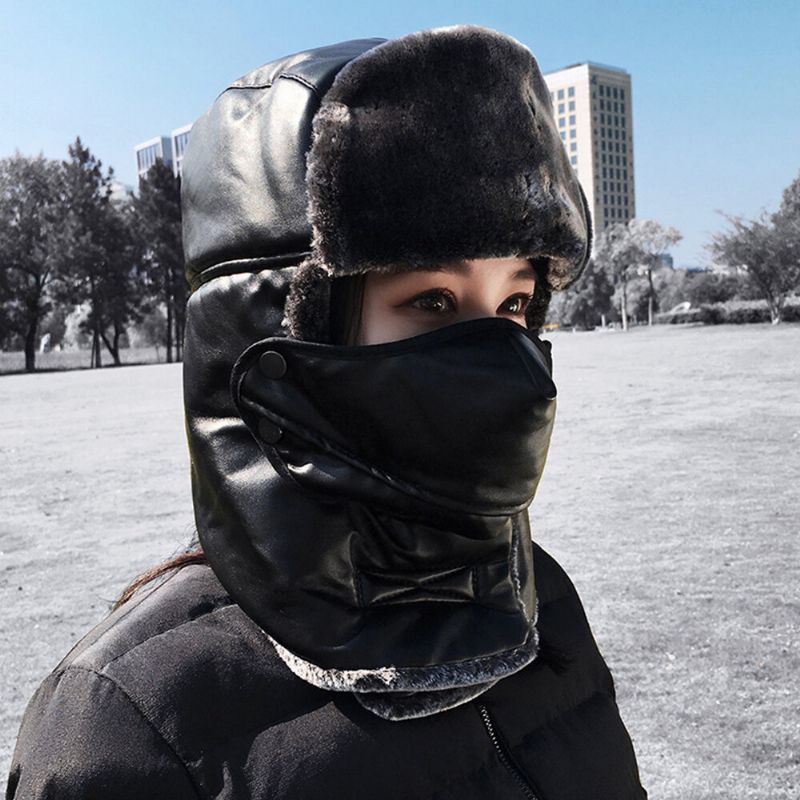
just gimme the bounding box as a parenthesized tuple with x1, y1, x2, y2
(189, 313, 557, 719)
(232, 316, 556, 527)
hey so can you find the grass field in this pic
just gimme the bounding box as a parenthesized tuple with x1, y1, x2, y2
(0, 346, 166, 375)
(1, 323, 798, 796)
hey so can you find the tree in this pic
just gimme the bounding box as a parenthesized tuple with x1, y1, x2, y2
(627, 219, 682, 325)
(708, 171, 800, 324)
(592, 222, 642, 331)
(0, 154, 65, 371)
(772, 171, 800, 293)
(549, 257, 614, 329)
(709, 214, 798, 325)
(133, 160, 186, 362)
(55, 138, 142, 366)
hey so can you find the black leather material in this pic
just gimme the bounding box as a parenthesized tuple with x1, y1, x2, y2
(233, 318, 555, 518)
(181, 37, 386, 288)
(185, 309, 555, 672)
(177, 30, 569, 685)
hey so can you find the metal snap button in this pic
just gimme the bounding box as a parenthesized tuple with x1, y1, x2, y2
(258, 419, 283, 444)
(259, 351, 287, 379)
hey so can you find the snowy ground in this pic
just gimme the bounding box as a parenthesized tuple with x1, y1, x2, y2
(1, 324, 798, 798)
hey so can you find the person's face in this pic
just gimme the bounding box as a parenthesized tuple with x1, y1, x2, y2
(356, 257, 537, 345)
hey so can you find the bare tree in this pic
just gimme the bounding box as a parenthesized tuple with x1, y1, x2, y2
(627, 219, 682, 326)
(708, 171, 800, 324)
(709, 215, 798, 325)
(593, 222, 642, 331)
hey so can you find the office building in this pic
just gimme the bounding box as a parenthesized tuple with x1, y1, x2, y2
(171, 124, 193, 177)
(543, 62, 635, 234)
(134, 136, 173, 181)
(134, 124, 192, 182)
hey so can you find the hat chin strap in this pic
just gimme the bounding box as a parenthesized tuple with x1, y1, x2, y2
(268, 540, 540, 722)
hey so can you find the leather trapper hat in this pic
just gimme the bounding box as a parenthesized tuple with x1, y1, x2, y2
(180, 25, 576, 718)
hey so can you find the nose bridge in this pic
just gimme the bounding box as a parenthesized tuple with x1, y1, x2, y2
(460, 295, 501, 321)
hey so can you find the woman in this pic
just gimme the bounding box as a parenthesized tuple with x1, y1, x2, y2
(7, 25, 647, 799)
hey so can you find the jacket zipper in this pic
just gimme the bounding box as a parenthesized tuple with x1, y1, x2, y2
(477, 703, 541, 800)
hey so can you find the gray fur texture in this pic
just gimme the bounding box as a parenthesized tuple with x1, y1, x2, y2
(354, 680, 499, 721)
(269, 617, 538, 721)
(285, 24, 592, 341)
(304, 24, 591, 289)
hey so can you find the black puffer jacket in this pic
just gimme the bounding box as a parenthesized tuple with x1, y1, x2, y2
(8, 546, 644, 799)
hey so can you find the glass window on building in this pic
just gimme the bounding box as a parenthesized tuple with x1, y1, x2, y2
(568, 86, 575, 97)
(570, 142, 577, 152)
(600, 99, 605, 110)
(623, 169, 628, 180)
(560, 131, 566, 141)
(558, 103, 565, 114)
(569, 128, 576, 138)
(620, 88, 625, 100)
(622, 143, 627, 154)
(174, 131, 191, 158)
(570, 155, 577, 165)
(569, 100, 575, 111)
(569, 114, 576, 125)
(558, 88, 564, 99)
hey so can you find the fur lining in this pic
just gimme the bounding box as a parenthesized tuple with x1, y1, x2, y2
(269, 618, 538, 696)
(283, 255, 333, 343)
(304, 25, 591, 289)
(354, 680, 498, 721)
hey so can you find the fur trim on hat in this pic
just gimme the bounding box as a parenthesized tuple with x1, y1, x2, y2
(283, 255, 333, 342)
(305, 24, 591, 290)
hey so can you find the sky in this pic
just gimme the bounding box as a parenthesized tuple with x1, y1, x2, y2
(1, 0, 798, 268)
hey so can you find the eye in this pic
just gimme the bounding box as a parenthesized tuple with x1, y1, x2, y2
(501, 293, 534, 316)
(408, 289, 457, 314)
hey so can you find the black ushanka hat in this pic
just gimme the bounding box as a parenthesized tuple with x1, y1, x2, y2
(285, 24, 592, 341)
(179, 25, 589, 720)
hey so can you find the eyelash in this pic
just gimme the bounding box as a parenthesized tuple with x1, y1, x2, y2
(407, 289, 534, 316)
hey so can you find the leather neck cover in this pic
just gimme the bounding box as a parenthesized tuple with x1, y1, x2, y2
(183, 274, 557, 719)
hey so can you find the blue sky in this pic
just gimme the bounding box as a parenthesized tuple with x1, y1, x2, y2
(2, 0, 798, 267)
